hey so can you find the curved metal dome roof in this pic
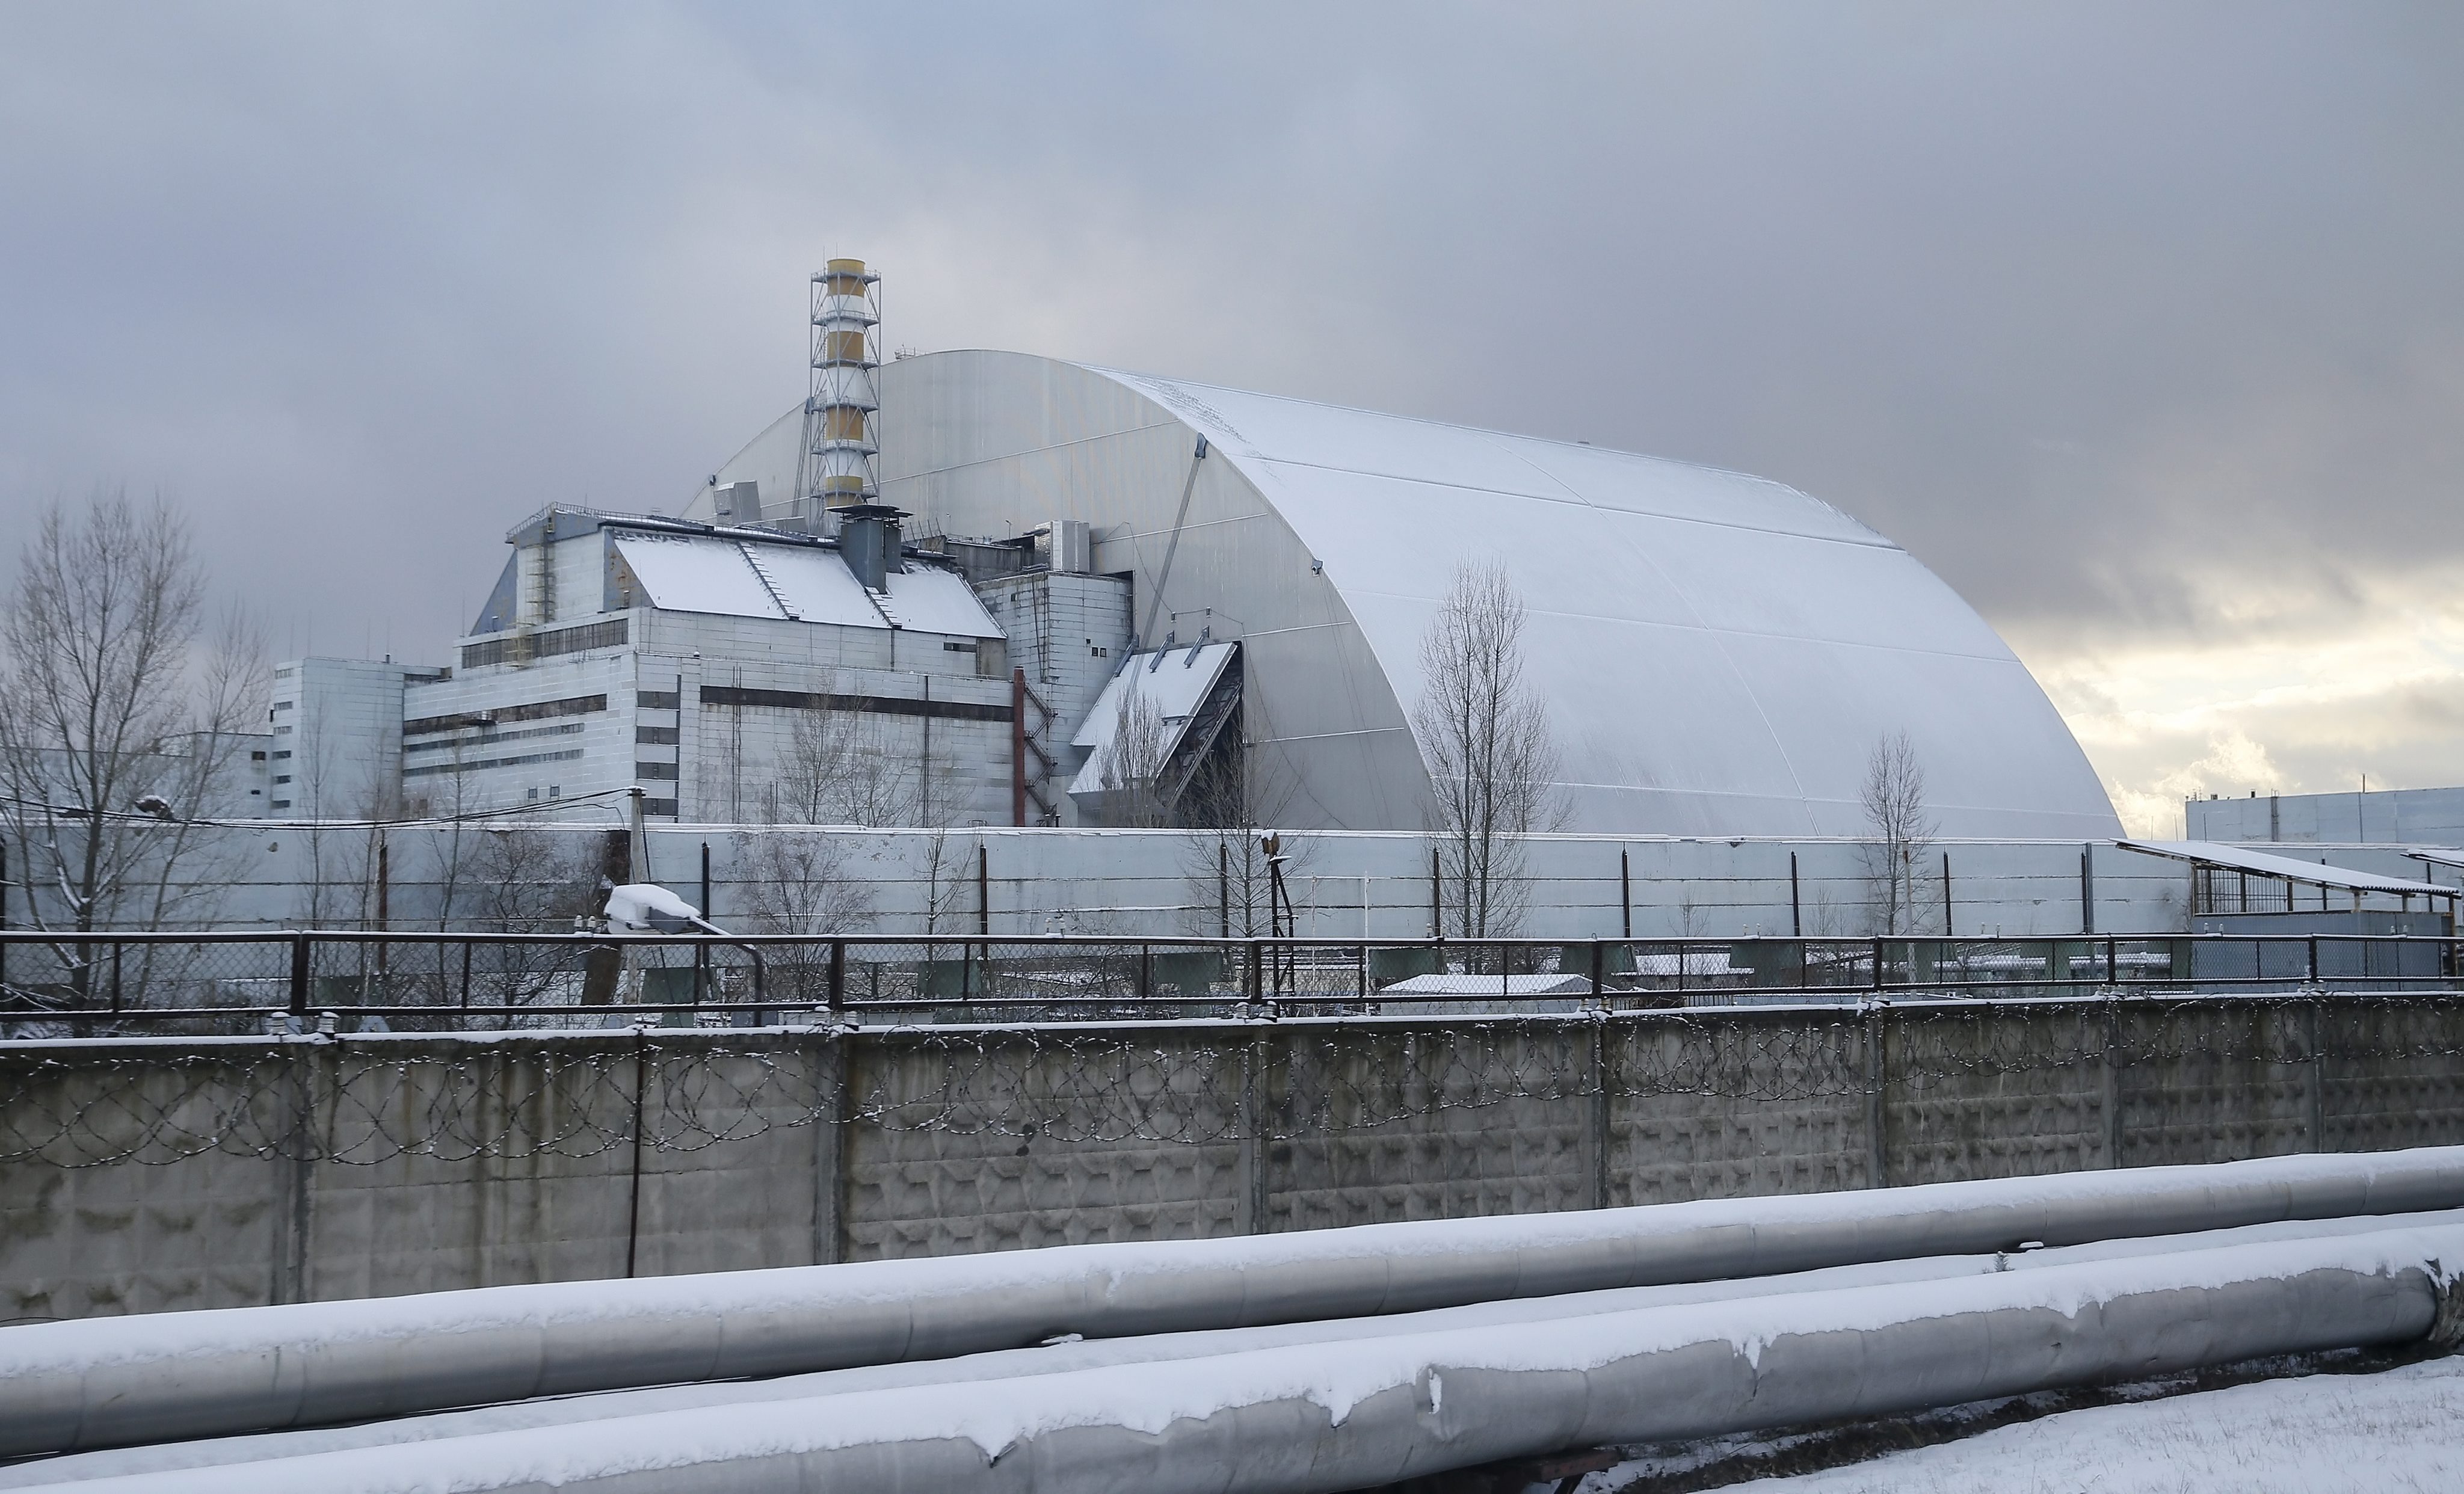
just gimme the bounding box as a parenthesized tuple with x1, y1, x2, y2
(689, 351, 2120, 840)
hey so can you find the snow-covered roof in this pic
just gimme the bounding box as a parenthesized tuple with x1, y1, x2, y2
(1066, 642, 1239, 796)
(605, 524, 998, 639)
(2119, 840, 2457, 898)
(1071, 644, 1240, 750)
(878, 564, 1006, 640)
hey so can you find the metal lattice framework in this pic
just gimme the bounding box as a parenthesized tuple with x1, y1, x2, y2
(793, 257, 881, 521)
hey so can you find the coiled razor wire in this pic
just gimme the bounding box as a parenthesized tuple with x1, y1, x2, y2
(7, 994, 2464, 1169)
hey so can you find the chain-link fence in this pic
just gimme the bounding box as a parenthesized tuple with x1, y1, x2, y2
(4, 930, 2457, 1039)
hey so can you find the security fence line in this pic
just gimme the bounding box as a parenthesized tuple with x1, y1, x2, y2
(2, 929, 2459, 1036)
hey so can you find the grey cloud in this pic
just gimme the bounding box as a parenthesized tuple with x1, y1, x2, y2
(0, 1, 2457, 707)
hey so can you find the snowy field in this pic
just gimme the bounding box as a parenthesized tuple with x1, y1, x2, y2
(1582, 1353, 2464, 1493)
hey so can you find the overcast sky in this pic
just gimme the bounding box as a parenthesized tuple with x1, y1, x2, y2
(4, 2, 2457, 835)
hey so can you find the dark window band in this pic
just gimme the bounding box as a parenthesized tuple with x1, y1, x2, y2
(699, 685, 1012, 723)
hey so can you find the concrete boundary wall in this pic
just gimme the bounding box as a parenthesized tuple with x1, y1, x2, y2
(8, 992, 2464, 1322)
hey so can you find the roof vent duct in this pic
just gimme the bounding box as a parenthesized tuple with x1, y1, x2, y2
(836, 504, 906, 592)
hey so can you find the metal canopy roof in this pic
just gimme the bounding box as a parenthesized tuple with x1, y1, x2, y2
(2118, 840, 2457, 899)
(1067, 642, 1239, 796)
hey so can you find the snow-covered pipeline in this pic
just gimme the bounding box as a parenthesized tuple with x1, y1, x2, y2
(18, 1228, 2464, 1494)
(7, 1148, 2464, 1459)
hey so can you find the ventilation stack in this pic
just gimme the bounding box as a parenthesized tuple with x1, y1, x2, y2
(794, 257, 882, 528)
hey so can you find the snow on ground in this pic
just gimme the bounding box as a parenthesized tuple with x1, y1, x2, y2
(1586, 1354, 2464, 1493)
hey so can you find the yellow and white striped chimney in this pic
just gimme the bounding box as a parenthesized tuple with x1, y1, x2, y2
(795, 257, 881, 523)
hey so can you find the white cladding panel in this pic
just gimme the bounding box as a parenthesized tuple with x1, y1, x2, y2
(692, 351, 2119, 839)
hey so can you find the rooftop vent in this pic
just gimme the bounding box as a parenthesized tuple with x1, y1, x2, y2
(836, 504, 907, 591)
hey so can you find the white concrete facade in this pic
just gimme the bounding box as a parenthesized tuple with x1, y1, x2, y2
(401, 511, 1016, 826)
(266, 659, 447, 817)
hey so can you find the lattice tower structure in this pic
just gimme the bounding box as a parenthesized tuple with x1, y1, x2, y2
(794, 257, 882, 525)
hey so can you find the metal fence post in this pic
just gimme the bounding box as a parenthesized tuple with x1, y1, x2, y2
(2307, 995, 2327, 1151)
(2101, 992, 2124, 1168)
(288, 932, 311, 1018)
(826, 940, 844, 1015)
(1864, 1000, 1889, 1190)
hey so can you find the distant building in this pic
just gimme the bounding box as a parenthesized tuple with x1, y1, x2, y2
(2185, 787, 2464, 847)
(266, 659, 446, 816)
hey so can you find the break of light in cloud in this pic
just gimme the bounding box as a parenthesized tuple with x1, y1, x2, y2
(2015, 564, 2464, 835)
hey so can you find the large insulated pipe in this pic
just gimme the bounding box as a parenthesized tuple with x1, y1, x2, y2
(30, 1228, 2464, 1493)
(7, 1148, 2464, 1457)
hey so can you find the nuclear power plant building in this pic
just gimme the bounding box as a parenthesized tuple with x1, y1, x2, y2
(673, 349, 2122, 840)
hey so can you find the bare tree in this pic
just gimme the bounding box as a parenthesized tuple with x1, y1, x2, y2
(1176, 725, 1309, 938)
(741, 830, 879, 1002)
(1858, 730, 1939, 936)
(761, 701, 962, 829)
(1412, 561, 1562, 941)
(1093, 677, 1171, 828)
(467, 826, 595, 1018)
(0, 494, 263, 962)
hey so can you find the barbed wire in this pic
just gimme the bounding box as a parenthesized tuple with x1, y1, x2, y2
(7, 993, 2464, 1169)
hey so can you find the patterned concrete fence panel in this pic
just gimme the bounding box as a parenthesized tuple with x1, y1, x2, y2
(8, 994, 2464, 1321)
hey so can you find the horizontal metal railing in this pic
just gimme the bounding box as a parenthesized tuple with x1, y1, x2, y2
(1, 930, 2458, 1035)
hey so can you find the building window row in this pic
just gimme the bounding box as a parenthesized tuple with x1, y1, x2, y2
(636, 690, 681, 710)
(402, 747, 587, 779)
(404, 721, 585, 755)
(635, 725, 680, 745)
(698, 684, 1014, 723)
(404, 693, 607, 738)
(457, 618, 628, 671)
(635, 761, 680, 781)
